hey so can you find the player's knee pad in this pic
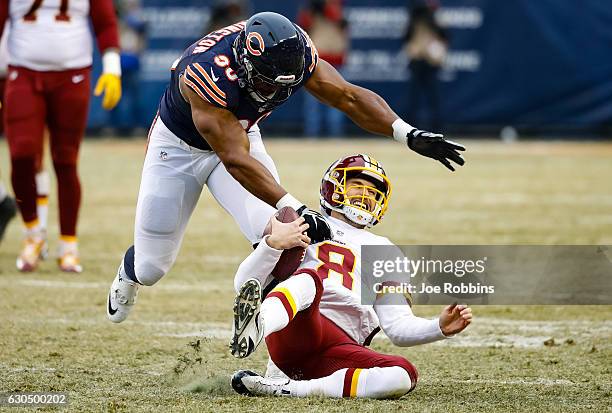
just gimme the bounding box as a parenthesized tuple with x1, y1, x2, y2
(362, 366, 415, 399)
(393, 357, 418, 390)
(138, 178, 185, 236)
(284, 273, 317, 311)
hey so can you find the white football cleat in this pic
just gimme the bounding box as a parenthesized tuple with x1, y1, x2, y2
(229, 278, 264, 358)
(231, 370, 294, 397)
(107, 263, 139, 323)
(16, 235, 47, 272)
(58, 251, 83, 273)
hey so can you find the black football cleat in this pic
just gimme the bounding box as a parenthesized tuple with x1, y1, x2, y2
(231, 370, 293, 397)
(231, 370, 259, 396)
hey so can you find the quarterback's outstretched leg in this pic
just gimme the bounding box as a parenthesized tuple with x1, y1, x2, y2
(233, 270, 419, 399)
(232, 365, 415, 399)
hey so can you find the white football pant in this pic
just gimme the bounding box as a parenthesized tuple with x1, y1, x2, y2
(133, 117, 278, 286)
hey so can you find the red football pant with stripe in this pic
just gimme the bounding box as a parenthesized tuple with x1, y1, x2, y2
(265, 270, 418, 389)
(5, 66, 90, 236)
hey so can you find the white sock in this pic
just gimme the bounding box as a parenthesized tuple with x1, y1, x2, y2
(24, 221, 43, 239)
(290, 368, 346, 397)
(290, 366, 413, 399)
(261, 274, 316, 337)
(59, 237, 78, 255)
(261, 297, 289, 337)
(35, 171, 50, 230)
(0, 182, 7, 201)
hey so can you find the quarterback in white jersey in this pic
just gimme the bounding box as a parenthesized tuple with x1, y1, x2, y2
(296, 213, 394, 346)
(230, 154, 473, 399)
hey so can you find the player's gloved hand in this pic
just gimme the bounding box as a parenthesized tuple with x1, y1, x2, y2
(297, 205, 333, 244)
(407, 129, 466, 171)
(95, 73, 122, 110)
(95, 50, 122, 111)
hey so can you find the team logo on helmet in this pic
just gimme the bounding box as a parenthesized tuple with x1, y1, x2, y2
(246, 32, 265, 56)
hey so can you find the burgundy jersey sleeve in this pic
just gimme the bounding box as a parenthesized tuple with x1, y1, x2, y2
(89, 0, 120, 52)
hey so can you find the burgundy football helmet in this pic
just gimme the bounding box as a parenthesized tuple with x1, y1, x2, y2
(320, 154, 392, 227)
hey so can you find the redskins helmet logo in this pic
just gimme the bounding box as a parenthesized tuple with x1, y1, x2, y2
(246, 32, 265, 56)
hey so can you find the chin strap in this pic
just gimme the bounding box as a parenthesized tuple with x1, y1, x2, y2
(342, 204, 375, 227)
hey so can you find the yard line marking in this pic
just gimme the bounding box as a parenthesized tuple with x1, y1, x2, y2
(3, 278, 234, 293)
(425, 378, 576, 387)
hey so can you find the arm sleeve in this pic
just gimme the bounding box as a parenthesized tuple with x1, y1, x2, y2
(374, 301, 449, 347)
(372, 237, 448, 346)
(90, 0, 120, 52)
(233, 236, 283, 293)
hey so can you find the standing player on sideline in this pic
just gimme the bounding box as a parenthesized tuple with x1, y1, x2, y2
(230, 154, 473, 398)
(0, 24, 49, 249)
(0, 0, 122, 272)
(0, 24, 17, 242)
(106, 12, 465, 323)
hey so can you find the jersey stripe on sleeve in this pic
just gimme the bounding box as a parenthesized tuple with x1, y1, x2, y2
(184, 65, 227, 107)
(193, 63, 226, 98)
(182, 74, 212, 104)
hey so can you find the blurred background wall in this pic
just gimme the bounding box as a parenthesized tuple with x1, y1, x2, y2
(88, 0, 612, 137)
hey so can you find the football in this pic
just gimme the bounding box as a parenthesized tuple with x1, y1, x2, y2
(263, 206, 307, 281)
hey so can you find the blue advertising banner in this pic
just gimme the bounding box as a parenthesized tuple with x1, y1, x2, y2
(88, 0, 612, 135)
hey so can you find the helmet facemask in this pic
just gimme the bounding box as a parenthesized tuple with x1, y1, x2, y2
(324, 166, 392, 228)
(243, 57, 302, 108)
(234, 27, 305, 111)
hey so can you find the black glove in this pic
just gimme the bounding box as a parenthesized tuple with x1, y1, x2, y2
(407, 129, 466, 171)
(297, 206, 333, 244)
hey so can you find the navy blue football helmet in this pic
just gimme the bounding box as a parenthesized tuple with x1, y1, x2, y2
(234, 12, 305, 110)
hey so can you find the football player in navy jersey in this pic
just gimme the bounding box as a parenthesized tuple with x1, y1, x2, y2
(107, 12, 465, 323)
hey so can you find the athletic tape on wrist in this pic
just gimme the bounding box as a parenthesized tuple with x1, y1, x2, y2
(392, 118, 415, 145)
(102, 50, 122, 76)
(275, 193, 303, 211)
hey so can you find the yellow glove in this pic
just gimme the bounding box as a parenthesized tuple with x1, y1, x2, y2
(94, 73, 122, 110)
(95, 50, 122, 110)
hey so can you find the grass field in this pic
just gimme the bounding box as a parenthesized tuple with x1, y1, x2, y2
(0, 138, 611, 412)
